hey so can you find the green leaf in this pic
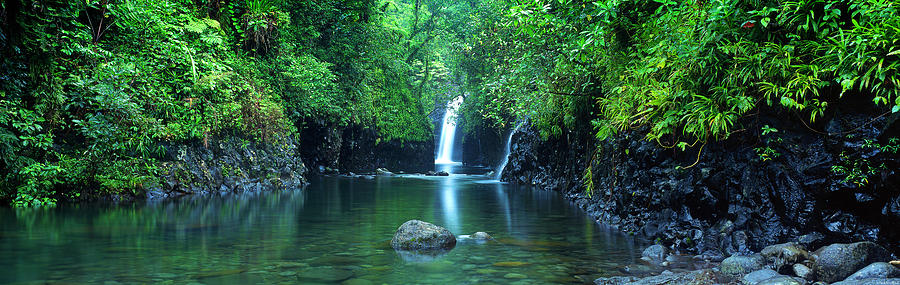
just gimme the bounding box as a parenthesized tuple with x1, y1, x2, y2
(761, 17, 770, 28)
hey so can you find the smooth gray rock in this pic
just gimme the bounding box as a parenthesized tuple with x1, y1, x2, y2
(793, 263, 813, 280)
(844, 262, 900, 281)
(744, 269, 780, 285)
(812, 242, 892, 283)
(642, 245, 669, 265)
(721, 254, 768, 276)
(762, 243, 809, 272)
(390, 220, 456, 250)
(831, 278, 900, 285)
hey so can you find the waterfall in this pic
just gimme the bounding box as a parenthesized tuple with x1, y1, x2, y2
(435, 96, 463, 164)
(495, 121, 524, 179)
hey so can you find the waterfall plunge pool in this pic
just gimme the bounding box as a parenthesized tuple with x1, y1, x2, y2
(0, 168, 643, 284)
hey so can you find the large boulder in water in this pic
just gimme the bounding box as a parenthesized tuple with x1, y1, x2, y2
(390, 220, 456, 250)
(812, 242, 892, 283)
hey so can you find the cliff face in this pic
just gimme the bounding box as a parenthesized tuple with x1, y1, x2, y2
(501, 106, 900, 256)
(149, 136, 308, 199)
(299, 123, 435, 174)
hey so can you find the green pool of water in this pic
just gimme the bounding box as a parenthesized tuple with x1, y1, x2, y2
(0, 170, 643, 284)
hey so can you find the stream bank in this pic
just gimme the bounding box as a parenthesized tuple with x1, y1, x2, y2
(499, 105, 900, 257)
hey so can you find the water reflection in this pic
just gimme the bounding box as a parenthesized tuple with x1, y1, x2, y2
(0, 173, 643, 284)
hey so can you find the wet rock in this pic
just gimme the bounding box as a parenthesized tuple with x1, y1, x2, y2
(844, 262, 900, 281)
(793, 263, 813, 280)
(813, 242, 892, 283)
(375, 168, 393, 176)
(761, 243, 809, 272)
(721, 254, 768, 276)
(830, 278, 900, 285)
(390, 220, 456, 250)
(744, 269, 780, 285)
(472, 232, 493, 240)
(641, 244, 669, 265)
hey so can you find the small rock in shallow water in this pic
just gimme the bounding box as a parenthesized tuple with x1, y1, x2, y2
(844, 262, 900, 281)
(390, 220, 456, 250)
(472, 232, 493, 240)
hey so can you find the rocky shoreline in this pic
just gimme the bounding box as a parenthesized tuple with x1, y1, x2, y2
(497, 106, 899, 257)
(598, 242, 899, 285)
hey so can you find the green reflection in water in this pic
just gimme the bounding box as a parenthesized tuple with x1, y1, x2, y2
(0, 173, 642, 284)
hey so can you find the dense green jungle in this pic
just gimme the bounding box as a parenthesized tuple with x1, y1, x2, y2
(1, 0, 900, 284)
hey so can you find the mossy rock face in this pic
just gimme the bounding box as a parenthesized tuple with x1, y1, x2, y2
(390, 220, 456, 250)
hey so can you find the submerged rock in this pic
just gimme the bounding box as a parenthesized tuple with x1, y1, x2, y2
(812, 242, 892, 283)
(390, 220, 456, 250)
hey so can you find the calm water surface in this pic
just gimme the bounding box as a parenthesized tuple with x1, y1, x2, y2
(0, 166, 642, 284)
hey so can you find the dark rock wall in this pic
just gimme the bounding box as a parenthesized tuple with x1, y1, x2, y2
(150, 136, 308, 199)
(502, 107, 900, 256)
(461, 125, 505, 167)
(300, 123, 435, 174)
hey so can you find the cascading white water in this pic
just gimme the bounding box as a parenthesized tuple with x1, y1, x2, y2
(435, 96, 464, 164)
(495, 121, 524, 179)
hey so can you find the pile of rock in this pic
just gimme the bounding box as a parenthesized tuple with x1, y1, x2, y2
(596, 242, 899, 285)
